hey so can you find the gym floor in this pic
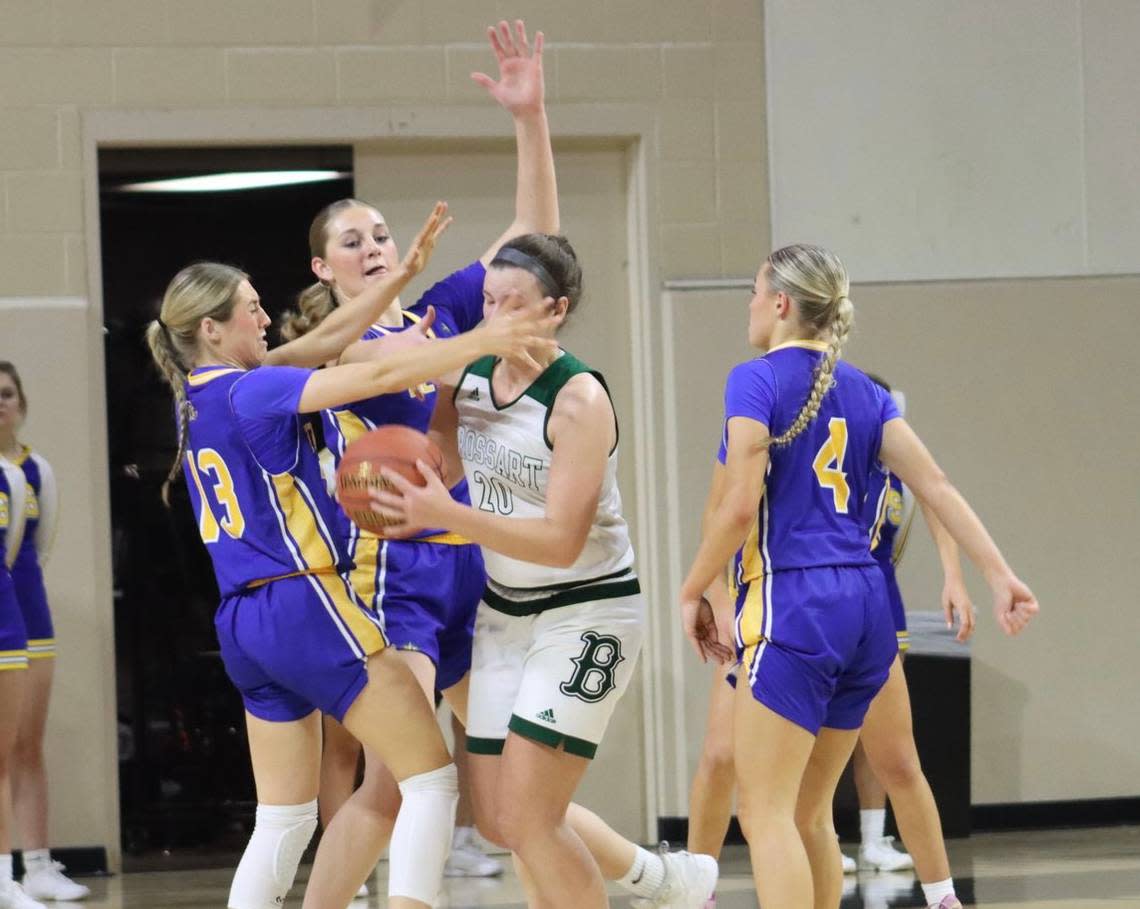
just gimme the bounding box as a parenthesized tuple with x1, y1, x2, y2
(67, 824, 1140, 907)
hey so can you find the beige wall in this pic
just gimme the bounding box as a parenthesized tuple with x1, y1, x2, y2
(666, 276, 1140, 808)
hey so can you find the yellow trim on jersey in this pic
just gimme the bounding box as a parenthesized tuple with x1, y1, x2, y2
(739, 518, 764, 584)
(313, 572, 386, 656)
(331, 408, 372, 451)
(736, 577, 766, 651)
(187, 367, 243, 386)
(269, 474, 337, 570)
(370, 309, 437, 339)
(26, 638, 54, 660)
(350, 536, 382, 607)
(246, 566, 337, 590)
(891, 500, 917, 567)
(13, 445, 31, 467)
(869, 479, 890, 553)
(766, 339, 830, 354)
(416, 531, 469, 546)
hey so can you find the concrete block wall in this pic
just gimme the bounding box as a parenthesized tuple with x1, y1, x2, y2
(0, 0, 768, 300)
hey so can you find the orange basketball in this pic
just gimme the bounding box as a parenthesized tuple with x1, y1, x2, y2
(335, 426, 445, 534)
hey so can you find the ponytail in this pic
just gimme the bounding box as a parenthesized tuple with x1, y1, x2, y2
(279, 281, 336, 341)
(145, 320, 192, 506)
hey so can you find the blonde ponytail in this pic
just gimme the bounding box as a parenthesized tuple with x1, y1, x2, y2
(279, 281, 335, 341)
(145, 262, 248, 506)
(763, 244, 854, 448)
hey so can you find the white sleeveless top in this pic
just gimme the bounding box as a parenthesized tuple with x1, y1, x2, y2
(454, 352, 635, 595)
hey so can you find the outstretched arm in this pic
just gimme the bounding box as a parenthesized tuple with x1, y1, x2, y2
(296, 309, 555, 415)
(880, 419, 1038, 635)
(266, 202, 452, 368)
(475, 20, 559, 265)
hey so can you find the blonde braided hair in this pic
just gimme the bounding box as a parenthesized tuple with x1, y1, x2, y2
(145, 262, 248, 505)
(764, 243, 854, 448)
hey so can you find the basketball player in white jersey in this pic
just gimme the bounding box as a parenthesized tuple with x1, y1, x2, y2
(374, 233, 717, 909)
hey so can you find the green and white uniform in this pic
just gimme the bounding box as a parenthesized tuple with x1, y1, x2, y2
(457, 352, 645, 759)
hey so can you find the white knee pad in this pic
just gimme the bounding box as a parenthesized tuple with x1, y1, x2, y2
(227, 800, 318, 909)
(388, 763, 459, 904)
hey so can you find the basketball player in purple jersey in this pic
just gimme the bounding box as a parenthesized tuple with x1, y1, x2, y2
(279, 21, 556, 901)
(679, 244, 1038, 909)
(686, 376, 980, 909)
(144, 212, 552, 909)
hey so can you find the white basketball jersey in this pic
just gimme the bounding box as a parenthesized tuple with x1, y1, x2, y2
(455, 352, 635, 592)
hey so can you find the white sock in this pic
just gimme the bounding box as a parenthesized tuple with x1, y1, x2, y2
(616, 846, 665, 899)
(22, 849, 51, 875)
(388, 763, 458, 905)
(227, 800, 318, 909)
(860, 808, 886, 844)
(922, 877, 956, 906)
(452, 824, 474, 847)
(0, 854, 12, 884)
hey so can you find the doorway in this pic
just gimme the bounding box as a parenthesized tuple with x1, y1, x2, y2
(99, 146, 353, 864)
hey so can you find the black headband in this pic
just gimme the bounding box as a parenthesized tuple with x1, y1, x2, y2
(490, 247, 559, 299)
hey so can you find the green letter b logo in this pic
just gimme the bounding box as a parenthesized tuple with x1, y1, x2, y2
(560, 631, 625, 703)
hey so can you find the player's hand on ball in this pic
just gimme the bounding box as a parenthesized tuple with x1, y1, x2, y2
(371, 459, 454, 533)
(682, 595, 735, 665)
(990, 573, 1038, 636)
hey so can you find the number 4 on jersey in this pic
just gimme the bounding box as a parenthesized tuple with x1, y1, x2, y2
(812, 417, 850, 512)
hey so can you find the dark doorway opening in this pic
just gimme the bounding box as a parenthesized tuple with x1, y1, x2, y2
(99, 146, 352, 867)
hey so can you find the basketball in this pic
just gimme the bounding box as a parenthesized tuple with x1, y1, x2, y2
(335, 426, 445, 533)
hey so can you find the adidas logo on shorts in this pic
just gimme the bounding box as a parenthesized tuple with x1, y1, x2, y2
(536, 708, 556, 724)
(468, 387, 481, 400)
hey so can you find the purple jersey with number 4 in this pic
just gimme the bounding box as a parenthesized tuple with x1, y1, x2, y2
(717, 341, 900, 584)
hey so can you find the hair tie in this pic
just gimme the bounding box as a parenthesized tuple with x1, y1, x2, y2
(490, 247, 559, 299)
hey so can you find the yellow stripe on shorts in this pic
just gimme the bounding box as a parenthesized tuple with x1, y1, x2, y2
(736, 577, 766, 651)
(0, 649, 29, 671)
(314, 573, 387, 657)
(350, 536, 382, 609)
(26, 638, 55, 660)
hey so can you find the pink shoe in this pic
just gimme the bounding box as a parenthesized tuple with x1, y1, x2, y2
(930, 897, 963, 909)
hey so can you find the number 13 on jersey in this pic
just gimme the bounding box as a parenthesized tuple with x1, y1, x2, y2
(812, 417, 850, 512)
(186, 448, 247, 542)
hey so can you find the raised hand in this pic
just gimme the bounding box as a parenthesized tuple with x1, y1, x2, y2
(472, 20, 545, 117)
(399, 201, 453, 278)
